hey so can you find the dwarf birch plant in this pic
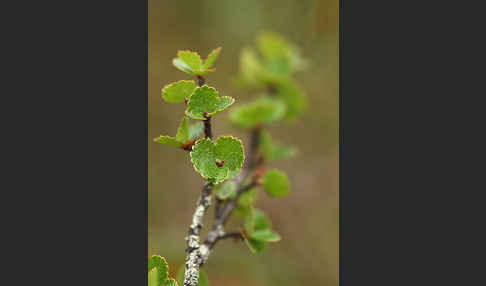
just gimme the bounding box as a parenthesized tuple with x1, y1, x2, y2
(149, 32, 307, 286)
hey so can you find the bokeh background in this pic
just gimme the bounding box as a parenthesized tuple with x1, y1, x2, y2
(149, 0, 338, 285)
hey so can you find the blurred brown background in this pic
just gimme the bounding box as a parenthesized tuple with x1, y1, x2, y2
(148, 0, 338, 285)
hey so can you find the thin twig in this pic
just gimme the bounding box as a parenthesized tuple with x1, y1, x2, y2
(219, 231, 244, 240)
(203, 181, 257, 249)
(246, 126, 262, 171)
(183, 183, 213, 286)
(202, 125, 263, 251)
(184, 107, 264, 283)
(234, 126, 262, 185)
(196, 75, 213, 140)
(197, 75, 205, 87)
(203, 116, 212, 140)
(183, 75, 214, 286)
(221, 181, 258, 225)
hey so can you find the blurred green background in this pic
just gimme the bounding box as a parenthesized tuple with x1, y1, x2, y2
(148, 0, 338, 285)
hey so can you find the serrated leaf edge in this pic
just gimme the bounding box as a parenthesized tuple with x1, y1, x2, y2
(214, 135, 245, 170)
(148, 255, 169, 286)
(207, 96, 235, 117)
(189, 136, 245, 183)
(153, 135, 183, 147)
(172, 58, 194, 75)
(177, 50, 203, 72)
(186, 86, 235, 119)
(148, 254, 169, 271)
(175, 116, 190, 143)
(203, 47, 222, 69)
(161, 80, 197, 103)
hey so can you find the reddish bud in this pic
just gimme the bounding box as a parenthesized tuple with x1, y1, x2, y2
(215, 160, 225, 167)
(181, 140, 196, 151)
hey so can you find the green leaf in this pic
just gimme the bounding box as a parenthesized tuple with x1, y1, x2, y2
(148, 255, 169, 286)
(190, 139, 228, 183)
(257, 32, 293, 78)
(188, 121, 204, 141)
(190, 136, 244, 183)
(251, 229, 281, 242)
(173, 58, 194, 75)
(263, 169, 290, 197)
(243, 208, 281, 250)
(154, 136, 183, 148)
(271, 144, 296, 161)
(165, 278, 179, 286)
(203, 47, 221, 69)
(252, 208, 272, 231)
(234, 188, 256, 225)
(162, 80, 197, 103)
(186, 86, 235, 120)
(237, 188, 257, 210)
(229, 96, 286, 129)
(154, 117, 194, 149)
(211, 96, 235, 116)
(240, 191, 258, 235)
(234, 48, 265, 89)
(242, 205, 255, 235)
(177, 267, 209, 286)
(175, 117, 190, 143)
(214, 136, 245, 170)
(212, 180, 237, 200)
(260, 130, 296, 161)
(178, 50, 202, 71)
(241, 230, 267, 253)
(257, 31, 307, 75)
(235, 33, 307, 90)
(240, 197, 281, 253)
(257, 32, 292, 61)
(247, 238, 268, 252)
(149, 268, 159, 286)
(172, 50, 218, 76)
(275, 79, 307, 121)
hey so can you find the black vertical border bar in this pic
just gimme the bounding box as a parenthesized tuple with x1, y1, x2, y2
(2, 0, 150, 284)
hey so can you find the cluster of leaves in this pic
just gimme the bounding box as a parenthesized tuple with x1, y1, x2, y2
(154, 117, 203, 149)
(154, 48, 245, 184)
(151, 32, 307, 285)
(223, 167, 290, 253)
(148, 255, 209, 286)
(173, 48, 221, 76)
(233, 31, 308, 122)
(212, 32, 307, 253)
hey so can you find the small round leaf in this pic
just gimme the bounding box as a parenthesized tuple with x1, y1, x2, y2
(148, 255, 169, 286)
(263, 169, 290, 197)
(162, 80, 196, 103)
(190, 136, 244, 183)
(203, 47, 222, 70)
(229, 97, 285, 129)
(186, 86, 235, 120)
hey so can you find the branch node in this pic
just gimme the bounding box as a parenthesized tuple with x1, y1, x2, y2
(197, 75, 205, 87)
